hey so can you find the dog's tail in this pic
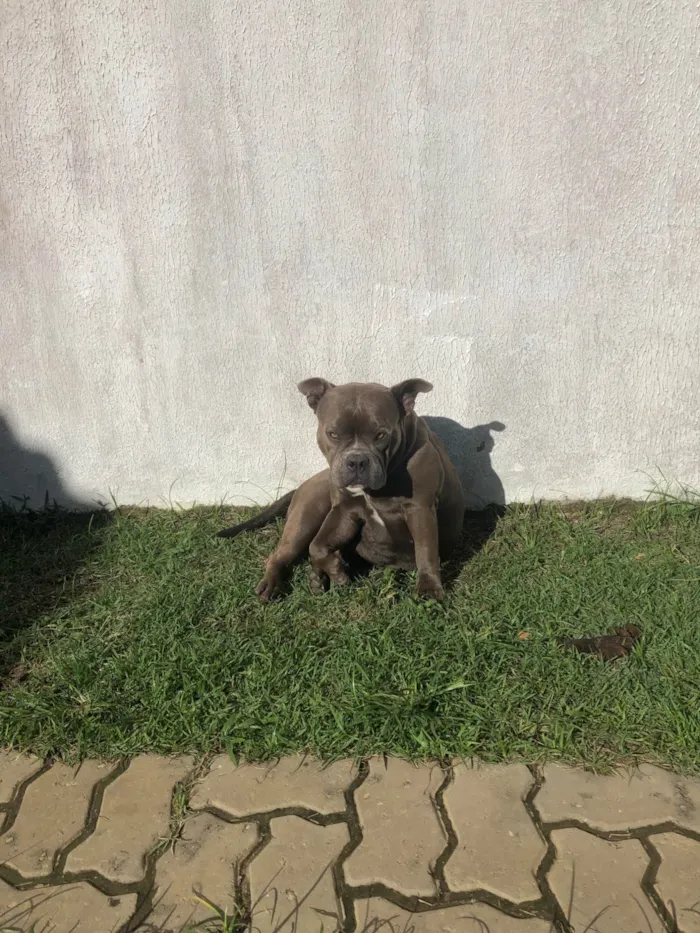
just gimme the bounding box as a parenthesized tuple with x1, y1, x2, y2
(217, 489, 296, 539)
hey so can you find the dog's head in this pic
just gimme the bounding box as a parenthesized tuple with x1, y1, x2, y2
(297, 378, 432, 490)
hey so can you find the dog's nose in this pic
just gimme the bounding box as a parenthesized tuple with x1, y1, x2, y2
(346, 454, 370, 475)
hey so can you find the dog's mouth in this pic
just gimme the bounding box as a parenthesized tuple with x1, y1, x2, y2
(341, 473, 386, 492)
(331, 470, 387, 492)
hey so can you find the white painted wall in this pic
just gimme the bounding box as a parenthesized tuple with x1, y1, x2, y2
(2, 0, 699, 509)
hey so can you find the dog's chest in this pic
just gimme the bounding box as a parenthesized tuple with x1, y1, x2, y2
(345, 488, 416, 569)
(346, 486, 387, 527)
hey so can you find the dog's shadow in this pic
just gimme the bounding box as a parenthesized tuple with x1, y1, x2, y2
(424, 416, 507, 589)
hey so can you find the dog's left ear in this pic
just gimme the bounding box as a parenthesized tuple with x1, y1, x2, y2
(391, 378, 433, 415)
(298, 377, 335, 412)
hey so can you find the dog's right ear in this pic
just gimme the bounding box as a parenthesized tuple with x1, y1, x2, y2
(297, 378, 335, 412)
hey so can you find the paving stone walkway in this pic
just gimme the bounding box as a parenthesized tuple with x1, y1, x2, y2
(1, 751, 699, 932)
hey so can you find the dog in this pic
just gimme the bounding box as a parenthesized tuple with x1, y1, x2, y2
(218, 378, 466, 601)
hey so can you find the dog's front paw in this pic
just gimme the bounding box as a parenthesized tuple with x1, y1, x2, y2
(417, 572, 445, 602)
(308, 567, 328, 594)
(326, 560, 350, 588)
(255, 568, 285, 601)
(309, 553, 350, 594)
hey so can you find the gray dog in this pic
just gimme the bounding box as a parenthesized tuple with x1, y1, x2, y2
(218, 378, 465, 600)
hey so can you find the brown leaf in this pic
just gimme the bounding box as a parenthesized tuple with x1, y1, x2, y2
(518, 631, 529, 640)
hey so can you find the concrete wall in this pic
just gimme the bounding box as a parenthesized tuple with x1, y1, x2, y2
(2, 0, 699, 509)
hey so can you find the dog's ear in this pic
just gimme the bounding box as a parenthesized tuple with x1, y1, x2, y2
(297, 377, 335, 412)
(391, 378, 433, 415)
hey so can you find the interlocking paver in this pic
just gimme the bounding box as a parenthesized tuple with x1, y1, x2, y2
(652, 832, 700, 932)
(190, 754, 355, 817)
(248, 815, 348, 932)
(65, 755, 193, 883)
(0, 760, 109, 878)
(443, 762, 546, 901)
(548, 828, 663, 932)
(343, 758, 446, 898)
(0, 877, 136, 932)
(538, 763, 700, 832)
(137, 812, 257, 932)
(0, 751, 43, 805)
(4, 752, 698, 933)
(355, 898, 552, 931)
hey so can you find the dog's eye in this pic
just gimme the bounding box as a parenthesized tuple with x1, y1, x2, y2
(328, 431, 339, 440)
(375, 431, 387, 441)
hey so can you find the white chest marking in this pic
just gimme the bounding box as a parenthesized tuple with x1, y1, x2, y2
(346, 486, 386, 528)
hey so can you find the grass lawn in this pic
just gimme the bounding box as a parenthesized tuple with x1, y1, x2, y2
(1, 495, 699, 770)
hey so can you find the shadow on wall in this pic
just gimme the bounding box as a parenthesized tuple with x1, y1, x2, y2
(0, 413, 110, 691)
(424, 417, 506, 508)
(424, 417, 507, 587)
(0, 414, 88, 509)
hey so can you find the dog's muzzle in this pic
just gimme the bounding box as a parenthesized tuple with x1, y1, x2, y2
(338, 449, 386, 490)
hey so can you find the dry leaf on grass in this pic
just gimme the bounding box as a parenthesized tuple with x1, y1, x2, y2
(558, 624, 641, 661)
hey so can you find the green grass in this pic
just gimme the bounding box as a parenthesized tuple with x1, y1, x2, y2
(1, 495, 699, 770)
